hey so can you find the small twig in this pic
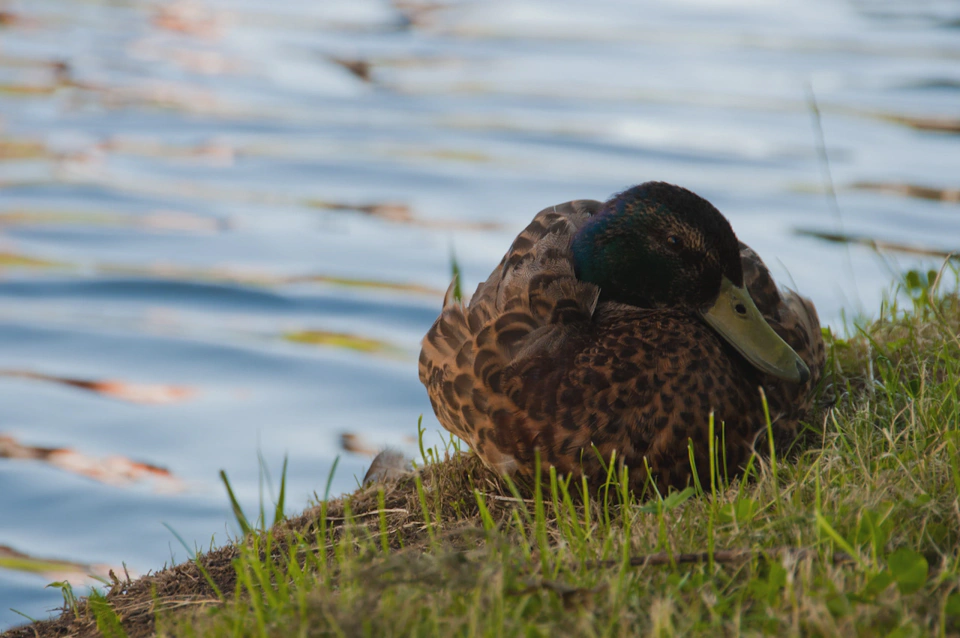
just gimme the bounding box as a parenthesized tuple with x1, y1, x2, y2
(160, 598, 222, 610)
(485, 494, 535, 505)
(323, 508, 409, 522)
(586, 546, 855, 569)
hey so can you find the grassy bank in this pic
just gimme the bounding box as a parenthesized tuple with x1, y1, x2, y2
(6, 273, 960, 637)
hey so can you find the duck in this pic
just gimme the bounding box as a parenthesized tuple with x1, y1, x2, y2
(419, 182, 825, 494)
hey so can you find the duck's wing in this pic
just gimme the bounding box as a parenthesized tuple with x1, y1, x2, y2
(419, 200, 601, 472)
(473, 200, 601, 329)
(739, 242, 826, 429)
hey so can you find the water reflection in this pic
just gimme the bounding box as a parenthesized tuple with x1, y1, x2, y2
(1, 0, 959, 628)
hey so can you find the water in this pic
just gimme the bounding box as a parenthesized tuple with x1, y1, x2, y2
(1, 0, 958, 626)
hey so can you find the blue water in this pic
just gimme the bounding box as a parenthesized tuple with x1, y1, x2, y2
(1, 0, 959, 627)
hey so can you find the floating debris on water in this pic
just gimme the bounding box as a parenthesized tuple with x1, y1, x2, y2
(0, 209, 229, 233)
(340, 432, 378, 457)
(305, 199, 501, 230)
(795, 228, 959, 259)
(99, 135, 237, 165)
(285, 274, 442, 296)
(390, 0, 446, 29)
(877, 114, 960, 135)
(0, 544, 117, 582)
(329, 58, 373, 82)
(151, 0, 228, 39)
(0, 252, 65, 269)
(851, 181, 960, 203)
(0, 138, 48, 161)
(0, 369, 196, 404)
(0, 434, 185, 491)
(282, 331, 401, 356)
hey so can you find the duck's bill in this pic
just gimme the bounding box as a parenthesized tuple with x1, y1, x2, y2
(700, 277, 810, 384)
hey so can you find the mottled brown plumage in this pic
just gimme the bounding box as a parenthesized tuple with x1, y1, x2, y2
(419, 185, 824, 494)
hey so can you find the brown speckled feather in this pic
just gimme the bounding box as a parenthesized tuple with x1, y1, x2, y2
(419, 200, 824, 493)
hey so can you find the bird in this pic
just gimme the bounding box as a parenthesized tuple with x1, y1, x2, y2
(419, 182, 824, 494)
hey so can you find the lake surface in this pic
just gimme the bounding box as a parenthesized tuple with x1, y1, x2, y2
(1, 0, 958, 627)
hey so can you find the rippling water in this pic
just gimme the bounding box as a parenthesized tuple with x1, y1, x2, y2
(1, 0, 959, 626)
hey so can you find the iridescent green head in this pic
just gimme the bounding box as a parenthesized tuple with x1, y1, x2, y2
(571, 181, 809, 383)
(571, 182, 743, 310)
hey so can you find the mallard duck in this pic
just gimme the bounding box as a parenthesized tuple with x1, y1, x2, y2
(419, 182, 824, 493)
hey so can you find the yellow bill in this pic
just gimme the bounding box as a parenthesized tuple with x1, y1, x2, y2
(700, 276, 810, 383)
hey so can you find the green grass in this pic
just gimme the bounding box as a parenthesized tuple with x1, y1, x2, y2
(13, 272, 960, 638)
(169, 274, 960, 636)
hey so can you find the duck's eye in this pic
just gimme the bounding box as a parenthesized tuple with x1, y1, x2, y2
(734, 303, 747, 316)
(666, 235, 682, 249)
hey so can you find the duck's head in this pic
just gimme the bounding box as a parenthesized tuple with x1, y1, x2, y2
(571, 181, 809, 383)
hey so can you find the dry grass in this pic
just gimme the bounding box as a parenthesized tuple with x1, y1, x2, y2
(5, 275, 960, 638)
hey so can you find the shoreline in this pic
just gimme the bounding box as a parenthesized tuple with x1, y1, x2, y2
(5, 284, 960, 637)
